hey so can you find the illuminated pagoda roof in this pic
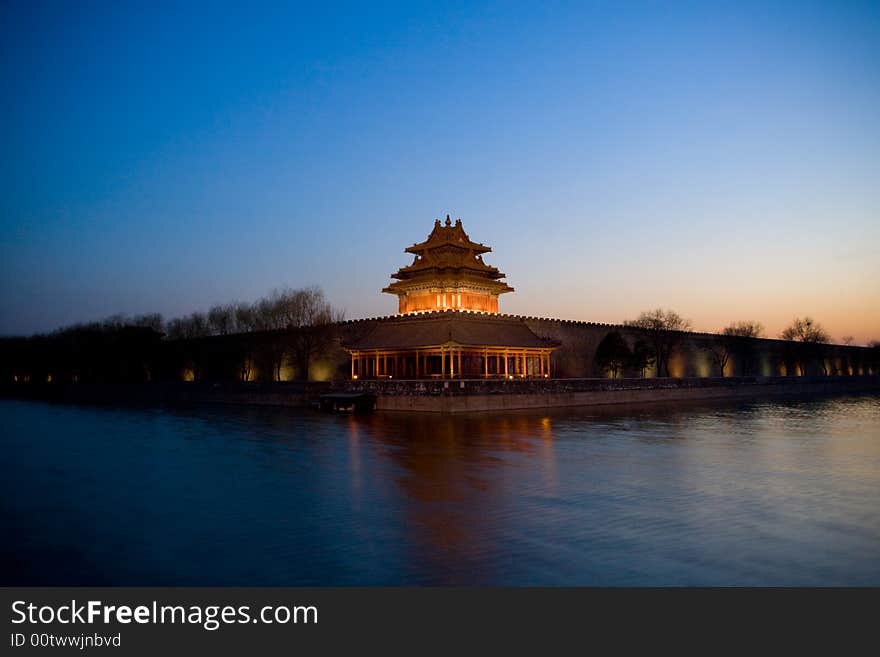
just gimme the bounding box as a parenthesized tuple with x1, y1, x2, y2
(383, 216, 514, 314)
(347, 218, 558, 379)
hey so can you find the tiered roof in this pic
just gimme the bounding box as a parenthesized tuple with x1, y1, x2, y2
(383, 216, 514, 292)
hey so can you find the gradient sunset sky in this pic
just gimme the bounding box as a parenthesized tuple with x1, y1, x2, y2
(2, 1, 878, 343)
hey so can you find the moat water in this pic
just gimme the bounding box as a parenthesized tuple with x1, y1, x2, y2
(2, 394, 879, 585)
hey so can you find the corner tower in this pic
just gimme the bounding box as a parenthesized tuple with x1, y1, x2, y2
(383, 215, 514, 314)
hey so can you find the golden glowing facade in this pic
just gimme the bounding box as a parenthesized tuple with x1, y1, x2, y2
(346, 216, 558, 379)
(347, 312, 557, 380)
(383, 216, 514, 314)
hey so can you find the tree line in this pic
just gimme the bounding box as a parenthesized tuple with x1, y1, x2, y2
(3, 298, 877, 384)
(595, 308, 878, 379)
(0, 286, 344, 384)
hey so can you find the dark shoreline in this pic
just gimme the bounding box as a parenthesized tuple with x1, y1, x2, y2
(3, 375, 878, 413)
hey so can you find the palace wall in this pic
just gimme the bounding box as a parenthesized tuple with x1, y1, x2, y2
(4, 311, 876, 385)
(331, 312, 875, 380)
(314, 311, 877, 381)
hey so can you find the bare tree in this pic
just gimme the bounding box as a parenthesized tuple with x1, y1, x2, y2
(289, 287, 345, 380)
(841, 336, 854, 346)
(273, 288, 305, 328)
(701, 339, 732, 377)
(254, 297, 282, 331)
(131, 313, 165, 334)
(208, 304, 235, 336)
(713, 321, 764, 376)
(780, 317, 829, 343)
(187, 312, 209, 338)
(780, 317, 830, 375)
(723, 321, 764, 339)
(165, 318, 186, 341)
(624, 308, 691, 377)
(234, 302, 257, 333)
(261, 335, 287, 382)
(161, 286, 343, 381)
(165, 312, 210, 341)
(239, 354, 254, 382)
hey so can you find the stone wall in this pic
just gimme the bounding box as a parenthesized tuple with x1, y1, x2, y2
(334, 375, 880, 412)
(321, 311, 877, 381)
(8, 309, 871, 386)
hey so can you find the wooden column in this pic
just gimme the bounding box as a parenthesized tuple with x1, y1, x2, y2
(504, 351, 509, 378)
(351, 353, 355, 379)
(457, 350, 462, 378)
(484, 350, 489, 378)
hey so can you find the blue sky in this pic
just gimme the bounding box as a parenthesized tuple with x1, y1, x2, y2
(2, 1, 879, 342)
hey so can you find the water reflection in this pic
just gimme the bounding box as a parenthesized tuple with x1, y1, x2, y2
(1, 394, 879, 585)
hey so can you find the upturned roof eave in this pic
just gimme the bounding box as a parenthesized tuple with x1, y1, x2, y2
(387, 265, 511, 281)
(405, 241, 492, 254)
(382, 279, 515, 293)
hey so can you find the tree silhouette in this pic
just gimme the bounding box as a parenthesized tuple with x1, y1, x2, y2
(630, 339, 656, 378)
(594, 331, 632, 379)
(711, 321, 764, 376)
(624, 309, 691, 377)
(780, 317, 829, 343)
(780, 317, 830, 375)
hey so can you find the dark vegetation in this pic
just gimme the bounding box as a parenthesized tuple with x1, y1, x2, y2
(595, 310, 877, 378)
(0, 286, 344, 384)
(2, 298, 877, 384)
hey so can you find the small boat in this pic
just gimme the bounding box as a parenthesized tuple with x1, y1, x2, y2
(318, 392, 376, 413)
